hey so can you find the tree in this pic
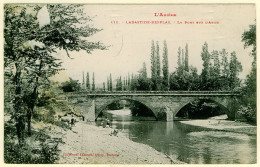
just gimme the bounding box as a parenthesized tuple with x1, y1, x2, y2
(220, 49, 230, 90)
(210, 50, 221, 90)
(107, 76, 109, 91)
(86, 72, 90, 90)
(21, 46, 61, 136)
(242, 24, 256, 63)
(139, 62, 148, 78)
(103, 82, 105, 91)
(136, 62, 152, 90)
(92, 72, 95, 91)
(127, 73, 131, 90)
(130, 74, 139, 91)
(109, 73, 112, 91)
(184, 43, 189, 72)
(4, 4, 106, 144)
(150, 40, 160, 90)
(82, 72, 85, 89)
(156, 41, 161, 77)
(240, 23, 256, 123)
(181, 49, 185, 69)
(200, 42, 211, 90)
(116, 76, 122, 91)
(189, 66, 200, 90)
(229, 51, 242, 90)
(60, 78, 80, 92)
(177, 47, 182, 71)
(150, 40, 156, 79)
(162, 40, 169, 90)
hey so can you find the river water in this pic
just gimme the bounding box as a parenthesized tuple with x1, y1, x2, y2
(95, 109, 256, 164)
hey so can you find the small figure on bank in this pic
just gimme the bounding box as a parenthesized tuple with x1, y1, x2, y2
(106, 117, 110, 127)
(71, 115, 75, 126)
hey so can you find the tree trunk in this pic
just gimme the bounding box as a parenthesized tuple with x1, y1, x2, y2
(15, 115, 25, 146)
(14, 63, 25, 145)
(26, 75, 39, 136)
(27, 109, 32, 136)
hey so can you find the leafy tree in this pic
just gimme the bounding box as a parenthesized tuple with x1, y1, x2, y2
(181, 49, 185, 69)
(139, 62, 147, 78)
(242, 24, 256, 63)
(107, 76, 109, 91)
(22, 46, 61, 136)
(210, 50, 221, 90)
(60, 78, 80, 92)
(116, 76, 122, 91)
(4, 4, 106, 144)
(130, 74, 139, 91)
(82, 72, 85, 89)
(127, 73, 131, 90)
(200, 42, 211, 90)
(162, 40, 169, 90)
(169, 72, 180, 90)
(109, 73, 113, 91)
(92, 72, 95, 91)
(220, 49, 230, 90)
(189, 66, 200, 90)
(86, 72, 90, 90)
(136, 62, 152, 90)
(184, 43, 189, 72)
(156, 41, 161, 77)
(123, 77, 127, 90)
(150, 40, 156, 79)
(229, 51, 242, 90)
(177, 47, 182, 71)
(240, 23, 256, 123)
(103, 82, 105, 91)
(150, 40, 157, 90)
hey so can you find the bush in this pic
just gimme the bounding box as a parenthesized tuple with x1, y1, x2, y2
(4, 123, 62, 164)
(60, 78, 80, 92)
(237, 105, 256, 124)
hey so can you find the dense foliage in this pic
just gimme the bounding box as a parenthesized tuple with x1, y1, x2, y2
(239, 23, 256, 124)
(102, 41, 243, 92)
(4, 4, 106, 163)
(60, 78, 81, 92)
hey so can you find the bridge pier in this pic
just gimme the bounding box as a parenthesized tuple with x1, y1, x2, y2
(157, 106, 174, 121)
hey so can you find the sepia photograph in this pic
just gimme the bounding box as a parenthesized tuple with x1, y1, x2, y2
(3, 2, 257, 165)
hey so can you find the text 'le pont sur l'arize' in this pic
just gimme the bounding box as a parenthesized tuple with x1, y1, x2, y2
(111, 12, 219, 25)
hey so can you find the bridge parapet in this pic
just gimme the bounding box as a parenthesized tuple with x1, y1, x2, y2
(62, 91, 240, 97)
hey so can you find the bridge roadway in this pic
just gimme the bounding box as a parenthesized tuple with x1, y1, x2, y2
(61, 91, 240, 121)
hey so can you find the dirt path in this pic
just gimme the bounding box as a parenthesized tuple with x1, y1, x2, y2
(57, 122, 182, 164)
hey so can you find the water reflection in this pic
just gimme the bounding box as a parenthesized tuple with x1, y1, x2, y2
(95, 110, 256, 164)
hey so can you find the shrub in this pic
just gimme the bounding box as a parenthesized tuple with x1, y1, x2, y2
(237, 105, 256, 124)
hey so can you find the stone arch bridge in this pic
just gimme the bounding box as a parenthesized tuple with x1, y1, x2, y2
(59, 91, 240, 121)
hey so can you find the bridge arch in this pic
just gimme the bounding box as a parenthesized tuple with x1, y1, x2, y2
(95, 97, 158, 120)
(174, 97, 229, 118)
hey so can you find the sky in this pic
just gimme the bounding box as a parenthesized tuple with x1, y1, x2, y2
(50, 4, 256, 87)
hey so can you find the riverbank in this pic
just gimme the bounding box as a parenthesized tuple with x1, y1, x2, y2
(180, 115, 256, 135)
(56, 121, 183, 164)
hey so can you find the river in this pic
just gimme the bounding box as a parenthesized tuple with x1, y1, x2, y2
(95, 109, 256, 164)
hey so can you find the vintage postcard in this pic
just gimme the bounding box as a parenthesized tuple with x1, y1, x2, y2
(1, 0, 258, 166)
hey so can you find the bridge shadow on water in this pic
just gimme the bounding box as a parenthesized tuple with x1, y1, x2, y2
(96, 98, 227, 121)
(96, 99, 157, 121)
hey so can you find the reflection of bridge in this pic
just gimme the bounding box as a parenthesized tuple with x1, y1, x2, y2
(60, 91, 240, 121)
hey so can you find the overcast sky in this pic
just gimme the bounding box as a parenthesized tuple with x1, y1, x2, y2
(52, 4, 255, 86)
